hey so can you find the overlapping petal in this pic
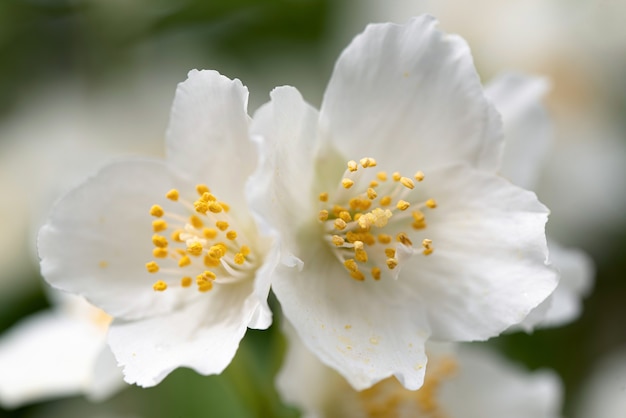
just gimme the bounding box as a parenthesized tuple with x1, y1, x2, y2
(320, 15, 503, 174)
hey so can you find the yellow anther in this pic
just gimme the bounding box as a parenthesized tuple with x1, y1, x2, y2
(166, 189, 179, 201)
(426, 198, 438, 209)
(234, 253, 245, 265)
(357, 213, 375, 229)
(178, 256, 191, 267)
(396, 200, 411, 211)
(196, 184, 210, 195)
(386, 258, 399, 270)
(360, 157, 377, 168)
(201, 192, 216, 202)
(354, 213, 363, 221)
(153, 280, 167, 291)
(378, 234, 392, 244)
(412, 221, 427, 230)
(412, 210, 425, 222)
(392, 172, 402, 182)
(152, 234, 168, 248)
(332, 235, 345, 246)
(397, 232, 413, 246)
(189, 215, 203, 229)
(423, 247, 434, 255)
(153, 248, 168, 258)
(347, 160, 358, 172)
(344, 259, 358, 272)
(199, 270, 217, 281)
(369, 180, 379, 188)
(181, 277, 193, 287)
(146, 261, 160, 273)
(318, 210, 329, 221)
(172, 229, 184, 242)
(198, 281, 213, 293)
(175, 249, 186, 256)
(339, 211, 352, 222)
(150, 205, 164, 217)
(400, 177, 415, 189)
(380, 196, 392, 206)
(216, 221, 229, 231)
(342, 178, 355, 189)
(194, 200, 209, 214)
(353, 241, 364, 250)
(422, 238, 433, 248)
(371, 267, 381, 280)
(208, 245, 225, 259)
(414, 171, 425, 182)
(187, 242, 204, 256)
(350, 270, 365, 281)
(152, 219, 167, 232)
(332, 205, 348, 215)
(367, 188, 378, 200)
(240, 245, 251, 256)
(385, 248, 396, 258)
(208, 202, 223, 213)
(377, 171, 388, 181)
(204, 254, 220, 267)
(203, 228, 218, 239)
(355, 247, 368, 263)
(319, 192, 329, 202)
(219, 201, 230, 212)
(226, 230, 238, 240)
(334, 218, 347, 230)
(372, 208, 392, 227)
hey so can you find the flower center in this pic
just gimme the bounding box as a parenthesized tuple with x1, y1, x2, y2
(318, 158, 437, 281)
(146, 184, 257, 293)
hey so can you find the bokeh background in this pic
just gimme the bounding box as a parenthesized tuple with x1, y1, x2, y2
(0, 0, 625, 416)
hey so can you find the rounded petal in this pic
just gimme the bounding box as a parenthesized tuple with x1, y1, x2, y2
(406, 164, 558, 341)
(39, 160, 196, 320)
(273, 254, 430, 391)
(0, 310, 104, 408)
(248, 86, 321, 255)
(319, 15, 503, 173)
(441, 345, 563, 418)
(166, 69, 254, 209)
(485, 73, 553, 190)
(108, 280, 260, 387)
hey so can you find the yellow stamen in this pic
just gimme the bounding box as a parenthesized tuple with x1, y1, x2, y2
(166, 189, 179, 201)
(152, 219, 167, 232)
(378, 234, 392, 244)
(146, 261, 159, 273)
(198, 281, 213, 292)
(216, 221, 229, 231)
(150, 205, 164, 217)
(386, 258, 398, 270)
(234, 253, 245, 265)
(334, 219, 347, 230)
(377, 171, 388, 181)
(240, 245, 251, 256)
(196, 184, 210, 195)
(369, 180, 379, 188)
(380, 196, 392, 206)
(152, 235, 168, 248)
(187, 242, 203, 256)
(208, 202, 223, 213)
(385, 248, 396, 258)
(397, 232, 413, 246)
(172, 229, 184, 242)
(194, 200, 209, 214)
(342, 178, 355, 189)
(203, 228, 218, 239)
(332, 235, 345, 246)
(426, 198, 437, 209)
(414, 171, 425, 182)
(347, 160, 358, 172)
(396, 200, 410, 211)
(181, 277, 192, 287)
(226, 230, 238, 240)
(208, 245, 226, 259)
(371, 267, 381, 280)
(204, 255, 220, 267)
(350, 270, 365, 281)
(319, 192, 329, 202)
(319, 210, 329, 221)
(153, 248, 168, 258)
(367, 188, 378, 200)
(360, 157, 377, 168)
(153, 280, 167, 291)
(339, 211, 352, 222)
(344, 259, 358, 272)
(219, 201, 230, 212)
(400, 177, 415, 189)
(178, 256, 191, 267)
(392, 172, 401, 182)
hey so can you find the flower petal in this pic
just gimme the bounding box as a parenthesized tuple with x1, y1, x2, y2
(485, 73, 552, 190)
(39, 160, 197, 320)
(405, 164, 558, 341)
(441, 345, 563, 418)
(272, 254, 430, 391)
(248, 86, 321, 261)
(107, 281, 258, 387)
(319, 15, 502, 173)
(166, 69, 254, 210)
(0, 310, 105, 408)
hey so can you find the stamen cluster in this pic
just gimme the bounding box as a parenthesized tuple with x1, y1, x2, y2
(318, 158, 437, 281)
(146, 184, 255, 292)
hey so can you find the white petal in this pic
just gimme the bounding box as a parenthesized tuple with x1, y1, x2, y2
(86, 346, 126, 402)
(0, 310, 105, 408)
(441, 345, 563, 418)
(485, 73, 552, 190)
(319, 16, 503, 173)
(107, 281, 259, 387)
(166, 69, 254, 210)
(248, 86, 321, 253)
(39, 160, 197, 320)
(272, 255, 430, 391)
(408, 164, 558, 341)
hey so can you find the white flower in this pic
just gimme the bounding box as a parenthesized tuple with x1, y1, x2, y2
(248, 16, 557, 390)
(485, 73, 595, 330)
(0, 293, 123, 408)
(38, 70, 274, 387)
(277, 323, 563, 418)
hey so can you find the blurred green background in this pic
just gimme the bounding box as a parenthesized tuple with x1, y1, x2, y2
(1, 0, 625, 417)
